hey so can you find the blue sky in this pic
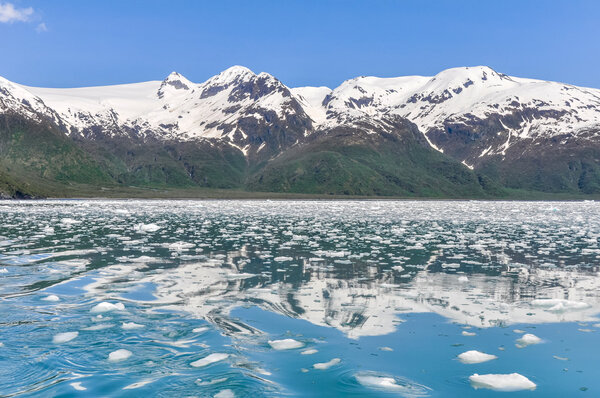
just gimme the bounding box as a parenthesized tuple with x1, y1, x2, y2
(0, 0, 599, 89)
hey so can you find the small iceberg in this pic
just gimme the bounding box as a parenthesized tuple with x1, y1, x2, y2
(469, 373, 536, 391)
(462, 331, 476, 336)
(133, 223, 161, 233)
(516, 333, 542, 348)
(42, 294, 60, 302)
(268, 339, 303, 350)
(108, 349, 132, 362)
(122, 322, 144, 330)
(457, 350, 497, 364)
(313, 358, 341, 370)
(214, 390, 235, 398)
(53, 331, 78, 344)
(190, 353, 229, 368)
(301, 348, 318, 355)
(273, 256, 293, 262)
(91, 302, 125, 313)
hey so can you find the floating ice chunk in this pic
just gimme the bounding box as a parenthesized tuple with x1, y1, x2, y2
(42, 294, 60, 302)
(469, 373, 536, 391)
(392, 265, 404, 272)
(513, 329, 525, 334)
(268, 339, 304, 350)
(273, 256, 293, 262)
(301, 349, 318, 355)
(214, 390, 235, 398)
(123, 379, 153, 390)
(516, 333, 542, 348)
(458, 276, 469, 282)
(356, 374, 403, 391)
(134, 223, 161, 233)
(122, 322, 144, 330)
(108, 349, 132, 362)
(462, 331, 476, 336)
(61, 218, 80, 226)
(167, 241, 194, 251)
(379, 346, 394, 352)
(91, 302, 125, 313)
(313, 358, 341, 370)
(553, 355, 569, 361)
(355, 372, 431, 395)
(42, 226, 55, 234)
(190, 353, 229, 368)
(458, 350, 497, 364)
(53, 331, 78, 343)
(0, 268, 8, 273)
(531, 299, 589, 313)
(70, 382, 86, 391)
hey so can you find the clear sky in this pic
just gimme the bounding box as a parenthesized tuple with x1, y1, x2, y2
(0, 0, 599, 89)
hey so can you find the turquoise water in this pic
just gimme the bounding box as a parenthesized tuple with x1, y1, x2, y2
(0, 200, 599, 397)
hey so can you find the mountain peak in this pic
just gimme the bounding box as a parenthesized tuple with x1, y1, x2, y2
(431, 66, 512, 86)
(211, 65, 256, 84)
(157, 71, 193, 99)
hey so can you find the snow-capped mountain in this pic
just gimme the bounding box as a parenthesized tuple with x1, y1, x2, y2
(311, 66, 600, 168)
(2, 66, 312, 158)
(2, 65, 599, 158)
(1, 65, 600, 197)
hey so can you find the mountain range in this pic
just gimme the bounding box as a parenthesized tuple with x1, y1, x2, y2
(1, 65, 600, 198)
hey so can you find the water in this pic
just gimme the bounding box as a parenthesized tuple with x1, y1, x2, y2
(0, 200, 599, 397)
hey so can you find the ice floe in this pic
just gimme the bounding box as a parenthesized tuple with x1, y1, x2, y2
(469, 373, 536, 391)
(53, 331, 78, 343)
(122, 322, 144, 330)
(190, 353, 229, 368)
(268, 339, 303, 350)
(313, 358, 341, 370)
(214, 390, 235, 398)
(133, 223, 161, 233)
(457, 350, 497, 364)
(516, 333, 542, 348)
(355, 371, 431, 395)
(301, 348, 318, 355)
(108, 349, 132, 362)
(90, 302, 125, 313)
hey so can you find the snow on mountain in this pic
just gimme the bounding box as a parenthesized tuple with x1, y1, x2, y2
(290, 86, 332, 125)
(1, 65, 600, 160)
(319, 66, 600, 157)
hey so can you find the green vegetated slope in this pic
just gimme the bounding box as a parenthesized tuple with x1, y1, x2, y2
(247, 126, 504, 198)
(0, 114, 598, 199)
